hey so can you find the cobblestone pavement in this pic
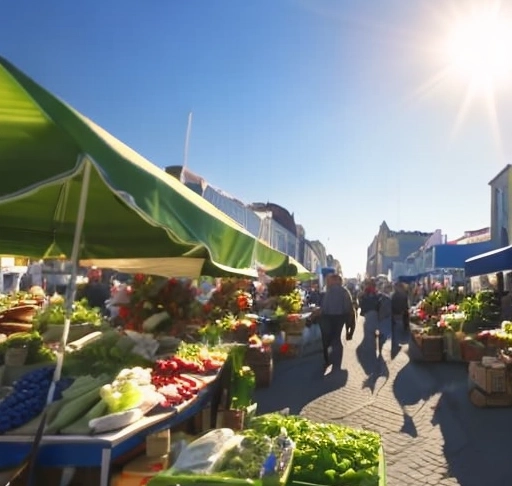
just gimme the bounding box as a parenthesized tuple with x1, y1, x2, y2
(255, 312, 512, 486)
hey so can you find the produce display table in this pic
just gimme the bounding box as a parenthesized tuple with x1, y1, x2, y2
(0, 374, 221, 486)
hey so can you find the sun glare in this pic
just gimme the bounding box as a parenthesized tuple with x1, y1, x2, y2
(445, 6, 512, 91)
(409, 1, 512, 154)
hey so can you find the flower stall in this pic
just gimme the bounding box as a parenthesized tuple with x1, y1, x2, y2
(409, 288, 502, 362)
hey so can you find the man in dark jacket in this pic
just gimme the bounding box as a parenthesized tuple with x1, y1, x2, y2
(320, 274, 354, 369)
(391, 282, 410, 330)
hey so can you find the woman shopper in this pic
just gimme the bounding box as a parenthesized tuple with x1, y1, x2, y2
(320, 274, 354, 369)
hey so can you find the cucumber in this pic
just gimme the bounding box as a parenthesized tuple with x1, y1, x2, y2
(45, 387, 102, 434)
(60, 399, 108, 435)
(61, 374, 109, 400)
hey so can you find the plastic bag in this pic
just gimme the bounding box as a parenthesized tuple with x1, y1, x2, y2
(172, 428, 242, 474)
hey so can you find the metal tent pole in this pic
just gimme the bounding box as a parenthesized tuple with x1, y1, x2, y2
(48, 157, 92, 399)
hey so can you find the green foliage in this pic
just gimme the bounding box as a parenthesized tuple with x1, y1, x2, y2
(34, 299, 102, 330)
(460, 290, 500, 328)
(0, 332, 55, 364)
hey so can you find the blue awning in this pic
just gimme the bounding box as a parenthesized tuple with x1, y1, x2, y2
(433, 241, 496, 269)
(465, 245, 512, 277)
(397, 275, 417, 283)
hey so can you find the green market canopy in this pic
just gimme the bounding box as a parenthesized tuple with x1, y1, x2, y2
(0, 57, 290, 278)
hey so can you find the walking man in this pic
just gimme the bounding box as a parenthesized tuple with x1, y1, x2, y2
(391, 282, 410, 331)
(320, 274, 355, 370)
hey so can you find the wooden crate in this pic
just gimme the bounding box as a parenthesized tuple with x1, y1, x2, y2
(443, 333, 462, 362)
(281, 318, 306, 336)
(245, 346, 272, 366)
(469, 387, 512, 408)
(468, 362, 510, 394)
(245, 346, 273, 387)
(460, 340, 486, 363)
(410, 333, 444, 362)
(250, 361, 273, 388)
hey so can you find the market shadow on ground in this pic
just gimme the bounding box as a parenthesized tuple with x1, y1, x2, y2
(430, 364, 512, 486)
(393, 357, 512, 486)
(392, 360, 441, 438)
(356, 312, 389, 393)
(254, 351, 348, 415)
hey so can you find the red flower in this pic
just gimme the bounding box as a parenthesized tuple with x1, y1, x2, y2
(237, 295, 249, 311)
(203, 303, 213, 314)
(279, 343, 290, 354)
(134, 273, 145, 283)
(118, 305, 131, 320)
(168, 278, 178, 286)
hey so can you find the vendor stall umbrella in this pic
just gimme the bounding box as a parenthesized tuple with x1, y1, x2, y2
(0, 56, 293, 387)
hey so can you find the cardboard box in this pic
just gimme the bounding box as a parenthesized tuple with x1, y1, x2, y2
(468, 362, 510, 394)
(469, 387, 512, 408)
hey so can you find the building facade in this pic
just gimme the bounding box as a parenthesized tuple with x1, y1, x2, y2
(295, 224, 306, 266)
(309, 240, 328, 272)
(366, 221, 432, 277)
(489, 165, 511, 248)
(447, 227, 491, 245)
(165, 165, 331, 270)
(303, 240, 324, 274)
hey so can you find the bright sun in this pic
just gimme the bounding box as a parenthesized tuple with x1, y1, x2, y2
(444, 5, 512, 92)
(411, 1, 512, 150)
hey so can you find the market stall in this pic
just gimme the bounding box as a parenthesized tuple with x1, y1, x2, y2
(0, 56, 387, 485)
(0, 374, 219, 486)
(408, 287, 500, 362)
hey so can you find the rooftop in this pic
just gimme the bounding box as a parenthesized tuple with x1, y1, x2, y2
(489, 164, 512, 186)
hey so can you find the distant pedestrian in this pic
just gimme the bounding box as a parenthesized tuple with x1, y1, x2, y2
(377, 285, 392, 356)
(320, 274, 354, 369)
(391, 282, 410, 331)
(79, 268, 110, 314)
(306, 283, 322, 307)
(359, 278, 379, 316)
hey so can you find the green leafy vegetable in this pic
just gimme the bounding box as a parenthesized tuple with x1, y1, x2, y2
(250, 414, 381, 486)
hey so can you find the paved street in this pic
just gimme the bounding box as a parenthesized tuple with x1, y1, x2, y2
(255, 312, 512, 486)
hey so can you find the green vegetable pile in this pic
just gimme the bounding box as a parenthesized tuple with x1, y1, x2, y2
(62, 331, 152, 377)
(34, 299, 102, 329)
(217, 430, 272, 479)
(250, 414, 381, 486)
(0, 332, 55, 365)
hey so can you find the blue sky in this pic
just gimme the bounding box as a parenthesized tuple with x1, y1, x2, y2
(2, 0, 512, 276)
